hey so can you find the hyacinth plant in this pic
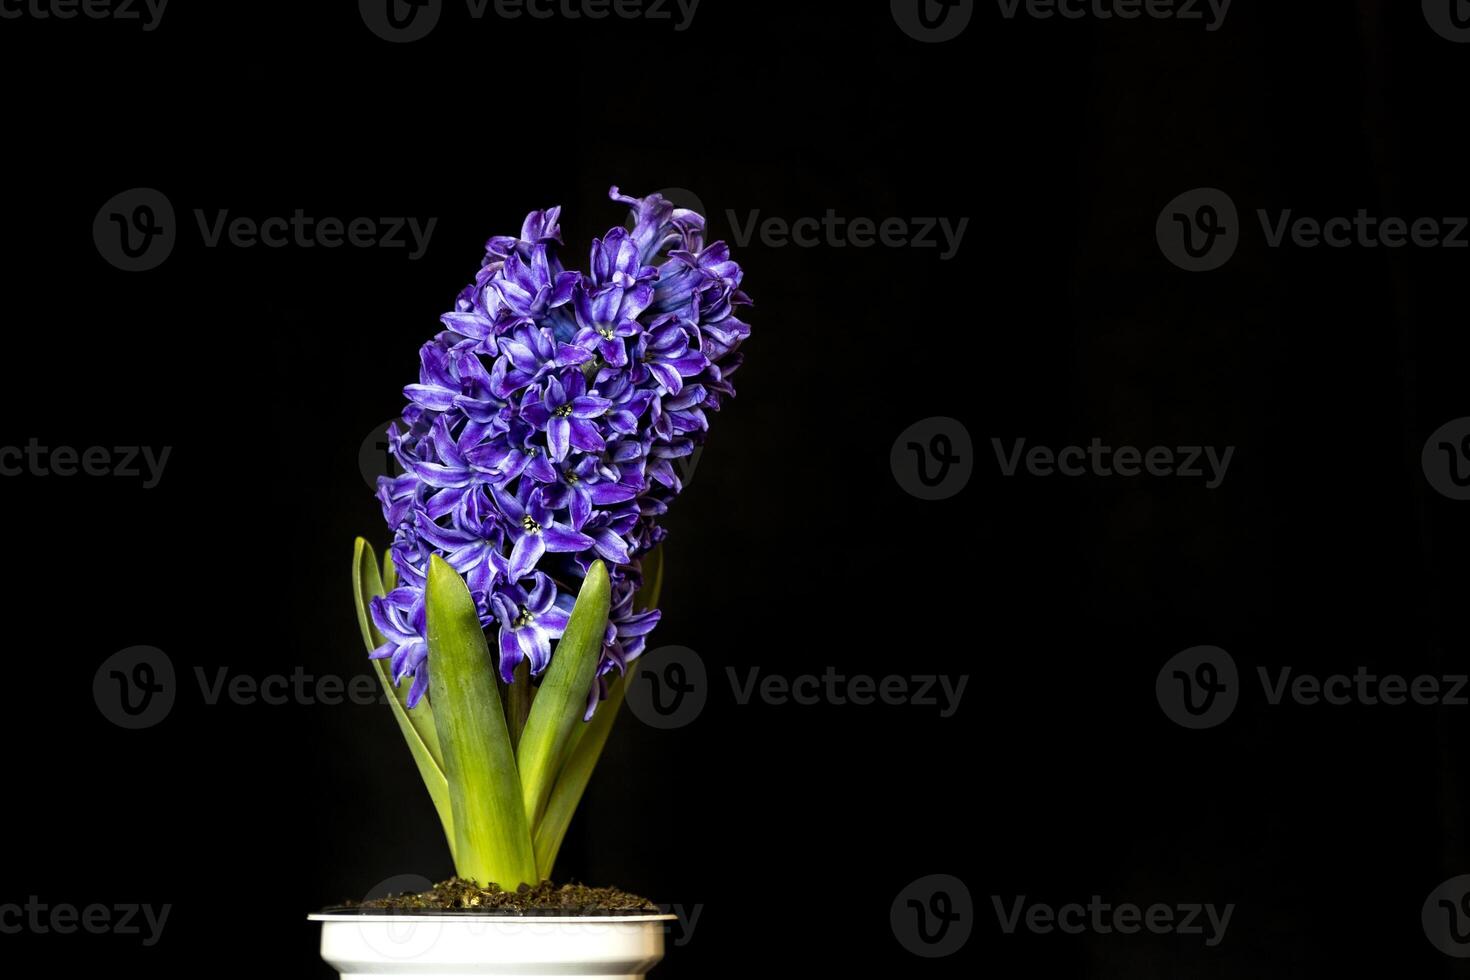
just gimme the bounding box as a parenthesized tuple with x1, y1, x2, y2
(350, 188, 750, 889)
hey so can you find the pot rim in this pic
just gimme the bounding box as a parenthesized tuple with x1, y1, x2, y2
(310, 911, 677, 923)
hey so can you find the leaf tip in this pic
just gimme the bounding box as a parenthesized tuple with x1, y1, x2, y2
(586, 558, 610, 588)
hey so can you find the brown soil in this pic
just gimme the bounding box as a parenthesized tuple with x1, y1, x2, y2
(342, 877, 660, 915)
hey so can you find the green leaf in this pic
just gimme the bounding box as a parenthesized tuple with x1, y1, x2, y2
(531, 547, 663, 879)
(425, 555, 538, 888)
(516, 560, 612, 834)
(353, 538, 453, 857)
(353, 537, 386, 653)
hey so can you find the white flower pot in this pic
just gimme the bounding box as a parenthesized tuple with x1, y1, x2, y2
(310, 912, 677, 979)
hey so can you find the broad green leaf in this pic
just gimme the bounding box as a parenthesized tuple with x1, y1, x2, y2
(353, 538, 453, 857)
(517, 561, 612, 833)
(425, 555, 537, 888)
(533, 662, 635, 879)
(532, 547, 663, 878)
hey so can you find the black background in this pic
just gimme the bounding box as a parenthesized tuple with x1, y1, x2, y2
(1, 0, 1466, 976)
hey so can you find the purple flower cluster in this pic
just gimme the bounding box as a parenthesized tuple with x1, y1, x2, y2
(370, 188, 750, 716)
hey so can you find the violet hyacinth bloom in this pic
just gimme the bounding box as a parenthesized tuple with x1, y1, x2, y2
(521, 372, 611, 462)
(370, 188, 751, 715)
(369, 588, 431, 707)
(492, 484, 594, 581)
(489, 572, 572, 682)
